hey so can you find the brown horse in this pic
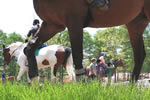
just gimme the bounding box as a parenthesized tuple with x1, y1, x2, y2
(24, 0, 150, 81)
(99, 59, 126, 79)
(86, 66, 97, 79)
(6, 76, 15, 81)
(0, 76, 15, 82)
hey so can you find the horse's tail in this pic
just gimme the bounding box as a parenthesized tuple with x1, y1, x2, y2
(64, 47, 76, 81)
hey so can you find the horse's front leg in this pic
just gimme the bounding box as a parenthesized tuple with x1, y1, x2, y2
(67, 16, 85, 81)
(24, 21, 65, 80)
(126, 11, 149, 81)
(17, 66, 28, 81)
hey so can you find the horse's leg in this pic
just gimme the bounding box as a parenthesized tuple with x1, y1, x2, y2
(67, 17, 85, 80)
(51, 66, 56, 83)
(17, 66, 28, 81)
(86, 69, 90, 79)
(24, 21, 65, 80)
(126, 10, 149, 81)
(26, 71, 31, 83)
(100, 71, 104, 82)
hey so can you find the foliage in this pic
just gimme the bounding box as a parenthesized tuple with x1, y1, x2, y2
(142, 25, 150, 72)
(6, 33, 24, 44)
(0, 30, 24, 76)
(1, 23, 150, 76)
(0, 30, 7, 64)
(46, 30, 70, 47)
(91, 25, 150, 72)
(92, 26, 132, 71)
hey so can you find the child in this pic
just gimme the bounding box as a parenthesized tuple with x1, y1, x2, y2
(89, 58, 97, 80)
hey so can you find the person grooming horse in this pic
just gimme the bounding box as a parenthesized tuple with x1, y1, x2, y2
(107, 62, 115, 85)
(89, 58, 97, 80)
(99, 53, 108, 76)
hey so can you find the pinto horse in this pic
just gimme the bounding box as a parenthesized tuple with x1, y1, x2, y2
(3, 42, 76, 83)
(24, 0, 150, 81)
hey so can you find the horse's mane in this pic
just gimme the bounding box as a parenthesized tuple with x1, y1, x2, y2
(8, 42, 25, 49)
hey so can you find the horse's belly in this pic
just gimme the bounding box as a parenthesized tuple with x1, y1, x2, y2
(89, 0, 144, 27)
(36, 55, 57, 69)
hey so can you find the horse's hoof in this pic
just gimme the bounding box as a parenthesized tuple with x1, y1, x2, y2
(17, 80, 21, 82)
(39, 83, 43, 89)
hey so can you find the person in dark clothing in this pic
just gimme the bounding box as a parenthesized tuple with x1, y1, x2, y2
(1, 72, 6, 82)
(25, 19, 47, 49)
(25, 19, 40, 43)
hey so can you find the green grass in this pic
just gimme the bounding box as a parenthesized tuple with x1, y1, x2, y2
(0, 81, 150, 100)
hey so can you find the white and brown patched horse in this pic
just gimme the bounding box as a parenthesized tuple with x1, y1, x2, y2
(3, 42, 76, 83)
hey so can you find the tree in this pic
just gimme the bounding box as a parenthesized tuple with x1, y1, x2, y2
(142, 24, 150, 73)
(46, 30, 70, 47)
(83, 31, 95, 66)
(0, 31, 24, 76)
(92, 26, 133, 72)
(0, 30, 7, 66)
(6, 32, 24, 44)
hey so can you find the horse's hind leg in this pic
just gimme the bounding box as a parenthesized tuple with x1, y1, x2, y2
(144, 0, 150, 21)
(51, 66, 56, 83)
(24, 21, 65, 80)
(126, 10, 149, 81)
(26, 72, 31, 83)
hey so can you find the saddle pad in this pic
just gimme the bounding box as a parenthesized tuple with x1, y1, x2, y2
(35, 44, 47, 56)
(35, 49, 40, 56)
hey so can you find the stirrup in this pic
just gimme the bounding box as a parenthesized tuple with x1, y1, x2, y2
(97, 0, 109, 10)
(86, 0, 109, 10)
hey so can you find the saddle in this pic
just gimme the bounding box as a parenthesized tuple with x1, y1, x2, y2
(86, 0, 109, 10)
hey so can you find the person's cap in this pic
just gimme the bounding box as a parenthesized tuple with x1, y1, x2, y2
(33, 19, 40, 25)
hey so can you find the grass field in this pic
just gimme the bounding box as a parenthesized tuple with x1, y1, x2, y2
(0, 81, 150, 100)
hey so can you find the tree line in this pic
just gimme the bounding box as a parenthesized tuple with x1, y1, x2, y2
(0, 25, 150, 77)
